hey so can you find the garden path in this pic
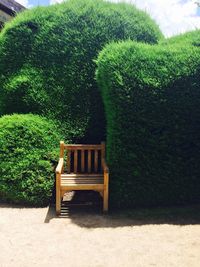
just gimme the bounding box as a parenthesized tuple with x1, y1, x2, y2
(0, 203, 200, 267)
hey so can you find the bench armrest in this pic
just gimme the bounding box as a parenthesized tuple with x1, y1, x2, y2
(102, 158, 109, 173)
(56, 158, 64, 174)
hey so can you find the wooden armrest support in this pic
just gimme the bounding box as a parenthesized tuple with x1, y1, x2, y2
(56, 158, 64, 174)
(102, 158, 109, 173)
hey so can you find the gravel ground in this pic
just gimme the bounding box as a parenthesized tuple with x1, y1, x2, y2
(0, 202, 200, 267)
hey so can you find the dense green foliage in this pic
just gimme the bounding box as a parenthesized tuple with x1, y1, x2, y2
(96, 37, 200, 208)
(0, 0, 162, 142)
(0, 114, 65, 206)
(161, 29, 200, 46)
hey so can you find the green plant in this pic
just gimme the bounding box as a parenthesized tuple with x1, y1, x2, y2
(0, 114, 66, 206)
(0, 0, 163, 142)
(96, 31, 200, 208)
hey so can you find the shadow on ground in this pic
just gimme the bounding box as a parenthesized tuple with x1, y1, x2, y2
(44, 191, 200, 228)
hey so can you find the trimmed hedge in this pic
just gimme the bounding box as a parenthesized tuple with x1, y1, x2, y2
(0, 0, 163, 142)
(96, 35, 200, 208)
(0, 114, 66, 206)
(161, 29, 200, 47)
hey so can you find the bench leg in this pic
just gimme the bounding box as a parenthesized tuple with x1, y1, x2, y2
(103, 186, 108, 213)
(56, 188, 61, 215)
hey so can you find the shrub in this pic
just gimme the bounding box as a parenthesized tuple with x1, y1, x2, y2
(161, 29, 200, 47)
(0, 0, 163, 142)
(96, 35, 200, 208)
(0, 114, 66, 206)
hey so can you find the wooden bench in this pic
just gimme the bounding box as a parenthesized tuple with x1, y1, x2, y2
(55, 141, 109, 214)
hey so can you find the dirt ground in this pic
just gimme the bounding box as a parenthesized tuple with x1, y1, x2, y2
(0, 200, 200, 267)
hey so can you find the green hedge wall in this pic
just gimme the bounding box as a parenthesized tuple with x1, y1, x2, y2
(0, 0, 163, 142)
(161, 29, 200, 47)
(0, 114, 66, 206)
(96, 34, 200, 208)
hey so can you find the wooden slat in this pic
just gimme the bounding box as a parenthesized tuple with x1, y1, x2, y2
(61, 180, 103, 182)
(74, 150, 78, 173)
(67, 150, 71, 173)
(61, 180, 103, 185)
(60, 184, 104, 191)
(61, 174, 103, 184)
(64, 144, 102, 150)
(61, 178, 103, 180)
(88, 150, 91, 173)
(61, 173, 102, 177)
(61, 176, 103, 181)
(81, 150, 85, 173)
(61, 178, 103, 182)
(61, 177, 103, 180)
(94, 150, 98, 173)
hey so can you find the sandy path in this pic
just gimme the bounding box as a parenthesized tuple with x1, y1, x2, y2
(0, 204, 200, 267)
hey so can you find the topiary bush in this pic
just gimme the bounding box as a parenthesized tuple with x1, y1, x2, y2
(161, 29, 200, 47)
(0, 0, 163, 142)
(0, 114, 66, 206)
(96, 34, 200, 208)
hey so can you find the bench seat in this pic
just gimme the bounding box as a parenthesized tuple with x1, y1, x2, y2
(60, 174, 104, 192)
(61, 174, 104, 186)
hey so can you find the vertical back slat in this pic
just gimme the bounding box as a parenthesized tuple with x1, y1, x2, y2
(74, 150, 78, 173)
(81, 149, 85, 173)
(94, 150, 98, 173)
(88, 150, 91, 173)
(67, 150, 71, 173)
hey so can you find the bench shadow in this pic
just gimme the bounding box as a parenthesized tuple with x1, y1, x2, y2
(44, 191, 200, 228)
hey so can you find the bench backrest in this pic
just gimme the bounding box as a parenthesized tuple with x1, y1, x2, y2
(59, 142, 105, 174)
